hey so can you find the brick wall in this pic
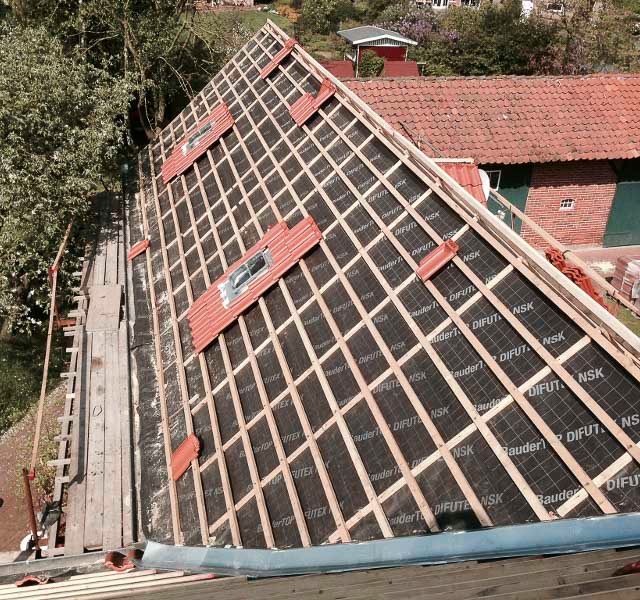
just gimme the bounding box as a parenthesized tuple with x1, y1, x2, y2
(521, 160, 617, 248)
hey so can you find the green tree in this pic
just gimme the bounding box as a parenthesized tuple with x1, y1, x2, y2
(10, 0, 250, 140)
(555, 0, 638, 73)
(418, 1, 558, 75)
(358, 48, 384, 77)
(301, 0, 352, 34)
(0, 25, 131, 331)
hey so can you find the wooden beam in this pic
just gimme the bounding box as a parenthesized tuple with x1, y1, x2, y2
(490, 189, 640, 319)
(173, 112, 274, 548)
(312, 123, 615, 513)
(276, 18, 640, 374)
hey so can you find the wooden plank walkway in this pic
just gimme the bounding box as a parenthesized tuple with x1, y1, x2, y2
(49, 195, 135, 556)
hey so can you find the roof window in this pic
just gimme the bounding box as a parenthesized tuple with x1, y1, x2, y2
(220, 249, 273, 308)
(188, 217, 322, 354)
(182, 122, 214, 155)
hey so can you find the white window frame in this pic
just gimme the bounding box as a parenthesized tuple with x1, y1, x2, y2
(182, 121, 214, 155)
(219, 249, 274, 308)
(559, 198, 575, 211)
(485, 169, 502, 190)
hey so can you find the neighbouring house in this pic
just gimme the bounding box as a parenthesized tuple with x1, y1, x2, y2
(337, 26, 417, 77)
(346, 74, 640, 249)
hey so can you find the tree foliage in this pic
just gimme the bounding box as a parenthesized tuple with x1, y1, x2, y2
(377, 0, 639, 76)
(377, 3, 438, 44)
(0, 24, 131, 330)
(359, 49, 385, 77)
(554, 0, 638, 73)
(301, 0, 355, 34)
(0, 1, 248, 331)
(11, 0, 251, 140)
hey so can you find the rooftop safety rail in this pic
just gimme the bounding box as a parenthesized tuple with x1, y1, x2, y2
(25, 222, 73, 552)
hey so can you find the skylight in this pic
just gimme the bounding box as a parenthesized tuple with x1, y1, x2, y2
(219, 249, 273, 308)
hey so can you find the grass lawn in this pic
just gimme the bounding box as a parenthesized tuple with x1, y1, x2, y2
(199, 6, 293, 35)
(616, 306, 640, 337)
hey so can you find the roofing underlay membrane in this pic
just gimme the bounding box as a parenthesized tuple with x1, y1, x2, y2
(130, 21, 640, 550)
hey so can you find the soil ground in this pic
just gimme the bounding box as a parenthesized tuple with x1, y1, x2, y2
(0, 383, 65, 553)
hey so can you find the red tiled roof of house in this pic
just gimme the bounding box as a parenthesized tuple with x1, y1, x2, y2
(383, 60, 420, 78)
(438, 162, 486, 204)
(345, 74, 640, 165)
(321, 60, 355, 79)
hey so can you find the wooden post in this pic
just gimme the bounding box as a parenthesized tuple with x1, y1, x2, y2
(22, 468, 40, 554)
(30, 223, 73, 476)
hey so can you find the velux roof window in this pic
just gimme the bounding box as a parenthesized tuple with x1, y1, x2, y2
(161, 102, 234, 183)
(182, 122, 213, 155)
(219, 249, 273, 308)
(187, 217, 322, 354)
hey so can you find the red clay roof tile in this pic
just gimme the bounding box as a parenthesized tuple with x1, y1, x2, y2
(345, 74, 640, 164)
(438, 162, 486, 204)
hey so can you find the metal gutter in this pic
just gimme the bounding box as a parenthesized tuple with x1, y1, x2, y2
(140, 513, 640, 578)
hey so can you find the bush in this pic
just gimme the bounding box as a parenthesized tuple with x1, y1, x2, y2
(377, 4, 437, 45)
(358, 49, 384, 77)
(0, 25, 131, 332)
(301, 0, 355, 34)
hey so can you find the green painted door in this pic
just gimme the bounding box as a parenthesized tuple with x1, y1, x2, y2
(604, 160, 640, 247)
(485, 164, 531, 234)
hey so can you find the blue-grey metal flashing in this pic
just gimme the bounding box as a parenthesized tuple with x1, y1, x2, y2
(141, 513, 640, 578)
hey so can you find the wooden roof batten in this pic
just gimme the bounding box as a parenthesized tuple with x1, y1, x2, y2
(202, 76, 392, 540)
(265, 22, 640, 515)
(136, 176, 182, 543)
(243, 38, 493, 530)
(252, 31, 621, 517)
(180, 93, 315, 546)
(265, 19, 640, 369)
(229, 44, 492, 531)
(134, 21, 640, 549)
(143, 147, 214, 546)
(263, 20, 640, 517)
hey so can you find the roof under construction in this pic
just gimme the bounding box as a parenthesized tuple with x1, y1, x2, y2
(130, 21, 640, 550)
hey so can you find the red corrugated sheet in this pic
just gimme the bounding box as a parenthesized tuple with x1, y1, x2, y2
(346, 74, 640, 164)
(383, 60, 419, 77)
(188, 217, 323, 354)
(321, 60, 355, 79)
(171, 433, 200, 481)
(260, 38, 298, 79)
(438, 162, 486, 204)
(289, 78, 337, 126)
(161, 103, 234, 184)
